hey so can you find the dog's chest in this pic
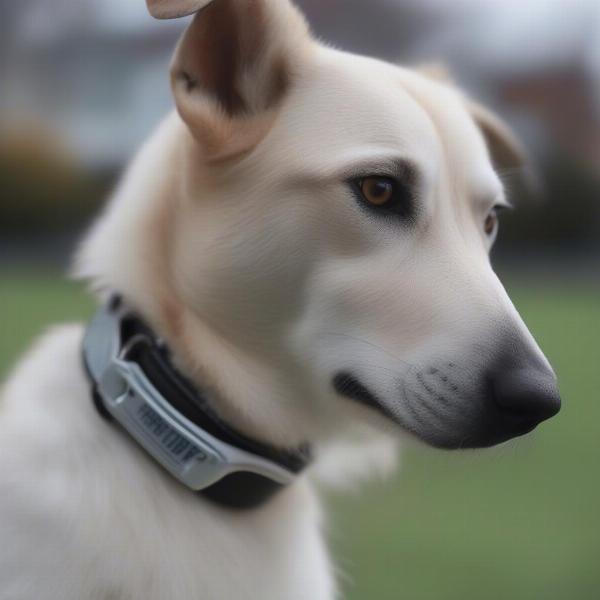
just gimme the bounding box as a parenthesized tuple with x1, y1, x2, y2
(0, 326, 335, 600)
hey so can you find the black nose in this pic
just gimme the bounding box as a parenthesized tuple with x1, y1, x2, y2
(490, 366, 561, 427)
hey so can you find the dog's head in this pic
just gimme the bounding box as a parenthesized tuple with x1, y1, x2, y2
(100, 0, 560, 450)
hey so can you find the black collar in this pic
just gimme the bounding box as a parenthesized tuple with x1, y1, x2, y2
(83, 296, 311, 510)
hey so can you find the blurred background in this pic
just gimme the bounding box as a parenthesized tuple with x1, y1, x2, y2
(0, 0, 598, 598)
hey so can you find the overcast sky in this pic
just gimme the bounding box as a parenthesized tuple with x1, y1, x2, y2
(6, 0, 600, 78)
(405, 0, 600, 78)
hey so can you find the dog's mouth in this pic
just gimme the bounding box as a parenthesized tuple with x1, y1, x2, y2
(332, 367, 559, 450)
(333, 372, 401, 424)
(332, 370, 463, 447)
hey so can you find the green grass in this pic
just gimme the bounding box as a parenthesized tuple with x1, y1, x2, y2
(331, 279, 600, 600)
(0, 269, 95, 377)
(1, 269, 599, 599)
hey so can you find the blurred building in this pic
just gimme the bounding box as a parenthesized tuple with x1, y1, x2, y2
(2, 0, 599, 174)
(0, 0, 185, 170)
(401, 0, 600, 174)
(1, 0, 598, 251)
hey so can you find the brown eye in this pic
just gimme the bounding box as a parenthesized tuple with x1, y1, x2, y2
(360, 177, 395, 206)
(350, 172, 414, 220)
(484, 209, 498, 236)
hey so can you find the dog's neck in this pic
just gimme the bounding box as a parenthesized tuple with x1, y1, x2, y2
(147, 296, 317, 449)
(76, 115, 321, 452)
(83, 297, 312, 509)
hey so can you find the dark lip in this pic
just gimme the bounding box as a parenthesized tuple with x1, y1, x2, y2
(332, 371, 546, 450)
(332, 371, 402, 424)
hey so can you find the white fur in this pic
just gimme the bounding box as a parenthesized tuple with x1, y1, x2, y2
(0, 1, 555, 597)
(0, 326, 335, 599)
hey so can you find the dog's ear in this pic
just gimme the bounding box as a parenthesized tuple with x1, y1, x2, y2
(147, 0, 214, 19)
(418, 63, 527, 174)
(468, 101, 526, 174)
(169, 0, 310, 161)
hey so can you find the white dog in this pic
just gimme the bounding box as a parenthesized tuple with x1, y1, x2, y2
(0, 1, 560, 598)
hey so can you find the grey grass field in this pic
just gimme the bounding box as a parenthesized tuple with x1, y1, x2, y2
(1, 269, 599, 600)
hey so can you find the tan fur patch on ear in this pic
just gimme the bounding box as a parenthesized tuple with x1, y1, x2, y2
(179, 95, 276, 162)
(265, 53, 291, 108)
(172, 0, 265, 116)
(417, 62, 527, 174)
(169, 0, 310, 161)
(468, 101, 526, 173)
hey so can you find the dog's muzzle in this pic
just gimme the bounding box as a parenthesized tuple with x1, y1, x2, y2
(333, 340, 561, 449)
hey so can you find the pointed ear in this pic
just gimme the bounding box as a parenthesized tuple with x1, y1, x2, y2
(468, 101, 526, 174)
(469, 101, 541, 195)
(419, 63, 534, 186)
(468, 101, 543, 193)
(169, 0, 310, 162)
(147, 0, 214, 19)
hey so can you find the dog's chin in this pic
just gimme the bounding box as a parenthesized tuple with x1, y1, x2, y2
(409, 416, 540, 450)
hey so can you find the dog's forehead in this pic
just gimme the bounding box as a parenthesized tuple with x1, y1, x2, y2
(261, 47, 501, 200)
(252, 49, 438, 176)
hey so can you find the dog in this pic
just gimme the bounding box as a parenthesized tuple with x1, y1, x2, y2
(0, 0, 561, 598)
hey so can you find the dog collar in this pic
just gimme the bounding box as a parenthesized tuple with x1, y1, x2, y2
(82, 296, 310, 510)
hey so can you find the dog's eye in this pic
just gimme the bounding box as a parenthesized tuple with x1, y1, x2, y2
(360, 177, 394, 206)
(352, 176, 412, 218)
(484, 207, 500, 237)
